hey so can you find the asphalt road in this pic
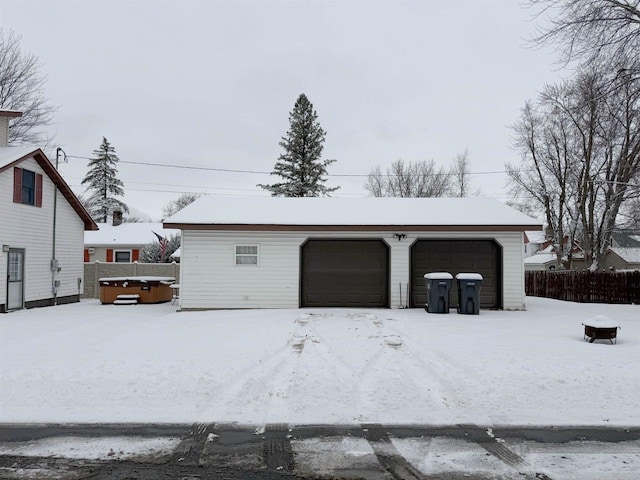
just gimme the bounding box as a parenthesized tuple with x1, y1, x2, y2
(1, 423, 638, 480)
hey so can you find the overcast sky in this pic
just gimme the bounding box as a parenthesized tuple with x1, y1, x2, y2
(1, 0, 564, 220)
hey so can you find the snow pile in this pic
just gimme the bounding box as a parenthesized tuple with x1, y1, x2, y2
(0, 436, 180, 460)
(1, 297, 638, 426)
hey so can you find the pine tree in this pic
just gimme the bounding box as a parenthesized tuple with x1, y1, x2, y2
(81, 137, 128, 223)
(258, 94, 338, 196)
(140, 233, 181, 263)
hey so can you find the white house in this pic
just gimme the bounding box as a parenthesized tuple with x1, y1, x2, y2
(524, 230, 546, 257)
(164, 196, 541, 311)
(0, 112, 98, 312)
(84, 220, 179, 263)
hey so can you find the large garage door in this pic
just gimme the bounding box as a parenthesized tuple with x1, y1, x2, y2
(301, 240, 389, 307)
(411, 240, 501, 309)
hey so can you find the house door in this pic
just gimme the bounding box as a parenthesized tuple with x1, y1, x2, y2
(7, 249, 25, 311)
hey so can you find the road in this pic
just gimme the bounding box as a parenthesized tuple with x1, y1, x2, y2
(1, 423, 638, 479)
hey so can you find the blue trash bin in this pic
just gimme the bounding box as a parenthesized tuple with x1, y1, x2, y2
(455, 273, 483, 314)
(423, 272, 453, 313)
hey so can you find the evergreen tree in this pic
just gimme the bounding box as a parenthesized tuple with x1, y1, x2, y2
(258, 94, 338, 196)
(81, 137, 128, 223)
(140, 233, 181, 263)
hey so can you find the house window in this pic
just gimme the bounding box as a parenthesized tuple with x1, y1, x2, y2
(114, 250, 132, 263)
(13, 167, 42, 207)
(21, 169, 36, 205)
(235, 245, 258, 265)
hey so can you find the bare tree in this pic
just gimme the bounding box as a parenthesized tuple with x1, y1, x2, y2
(364, 159, 451, 197)
(450, 149, 479, 197)
(530, 0, 640, 74)
(161, 193, 201, 220)
(0, 28, 57, 145)
(508, 68, 640, 269)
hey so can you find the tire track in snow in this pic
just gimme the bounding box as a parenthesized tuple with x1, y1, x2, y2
(289, 312, 389, 422)
(198, 314, 317, 423)
(351, 313, 462, 422)
(381, 317, 505, 424)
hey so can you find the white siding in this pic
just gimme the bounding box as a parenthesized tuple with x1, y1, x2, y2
(0, 157, 85, 309)
(179, 229, 527, 310)
(0, 118, 9, 147)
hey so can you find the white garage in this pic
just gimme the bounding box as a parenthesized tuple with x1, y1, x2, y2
(164, 196, 540, 310)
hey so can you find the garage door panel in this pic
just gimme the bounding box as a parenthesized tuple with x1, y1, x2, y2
(301, 240, 389, 308)
(411, 240, 501, 309)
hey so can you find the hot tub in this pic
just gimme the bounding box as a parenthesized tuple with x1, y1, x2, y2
(99, 276, 175, 304)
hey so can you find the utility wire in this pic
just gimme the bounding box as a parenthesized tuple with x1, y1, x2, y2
(67, 154, 515, 178)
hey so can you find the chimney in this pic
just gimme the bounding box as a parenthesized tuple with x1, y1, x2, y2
(112, 209, 123, 226)
(0, 110, 23, 147)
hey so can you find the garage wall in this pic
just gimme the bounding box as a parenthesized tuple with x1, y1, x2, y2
(179, 229, 526, 310)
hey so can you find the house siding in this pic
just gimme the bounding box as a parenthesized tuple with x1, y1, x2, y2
(85, 246, 144, 263)
(179, 229, 526, 310)
(0, 117, 9, 147)
(0, 157, 84, 310)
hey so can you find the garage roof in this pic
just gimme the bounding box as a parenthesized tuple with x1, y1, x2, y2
(164, 196, 541, 231)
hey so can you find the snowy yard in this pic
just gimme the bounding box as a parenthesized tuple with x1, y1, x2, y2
(1, 297, 638, 426)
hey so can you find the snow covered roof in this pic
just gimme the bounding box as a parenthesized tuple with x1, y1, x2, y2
(85, 223, 179, 247)
(164, 196, 541, 230)
(0, 147, 98, 231)
(524, 253, 557, 265)
(525, 230, 546, 244)
(170, 246, 181, 258)
(0, 146, 45, 169)
(609, 248, 640, 264)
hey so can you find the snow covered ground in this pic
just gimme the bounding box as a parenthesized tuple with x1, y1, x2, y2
(1, 297, 638, 426)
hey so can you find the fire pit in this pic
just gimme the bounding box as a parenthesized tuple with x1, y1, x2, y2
(582, 316, 620, 344)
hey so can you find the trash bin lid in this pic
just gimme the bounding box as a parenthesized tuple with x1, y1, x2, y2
(455, 273, 483, 280)
(423, 272, 453, 280)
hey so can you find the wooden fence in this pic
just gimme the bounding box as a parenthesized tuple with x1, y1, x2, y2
(525, 270, 640, 304)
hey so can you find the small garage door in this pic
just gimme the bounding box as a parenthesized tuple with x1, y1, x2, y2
(411, 240, 501, 309)
(301, 240, 389, 307)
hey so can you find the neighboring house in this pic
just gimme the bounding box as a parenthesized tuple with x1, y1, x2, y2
(164, 196, 541, 311)
(84, 218, 179, 263)
(602, 248, 640, 271)
(610, 231, 640, 249)
(0, 111, 98, 312)
(523, 230, 546, 257)
(524, 251, 559, 271)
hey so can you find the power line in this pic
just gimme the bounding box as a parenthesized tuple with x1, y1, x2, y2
(67, 154, 516, 178)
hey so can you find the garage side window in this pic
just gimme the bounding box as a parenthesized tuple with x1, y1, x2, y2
(235, 245, 258, 265)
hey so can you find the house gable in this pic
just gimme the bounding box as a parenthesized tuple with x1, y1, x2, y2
(0, 148, 97, 231)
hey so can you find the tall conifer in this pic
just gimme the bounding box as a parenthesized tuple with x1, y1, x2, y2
(259, 94, 338, 196)
(81, 137, 128, 223)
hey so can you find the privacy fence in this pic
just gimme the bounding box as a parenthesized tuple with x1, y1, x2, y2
(83, 262, 180, 299)
(525, 270, 640, 304)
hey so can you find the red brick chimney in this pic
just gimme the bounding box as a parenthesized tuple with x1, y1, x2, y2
(112, 209, 123, 226)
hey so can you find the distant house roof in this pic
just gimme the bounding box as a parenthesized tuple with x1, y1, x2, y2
(84, 222, 180, 247)
(524, 230, 546, 244)
(524, 253, 558, 265)
(609, 248, 640, 264)
(611, 232, 640, 248)
(170, 246, 181, 258)
(0, 147, 98, 231)
(164, 196, 541, 231)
